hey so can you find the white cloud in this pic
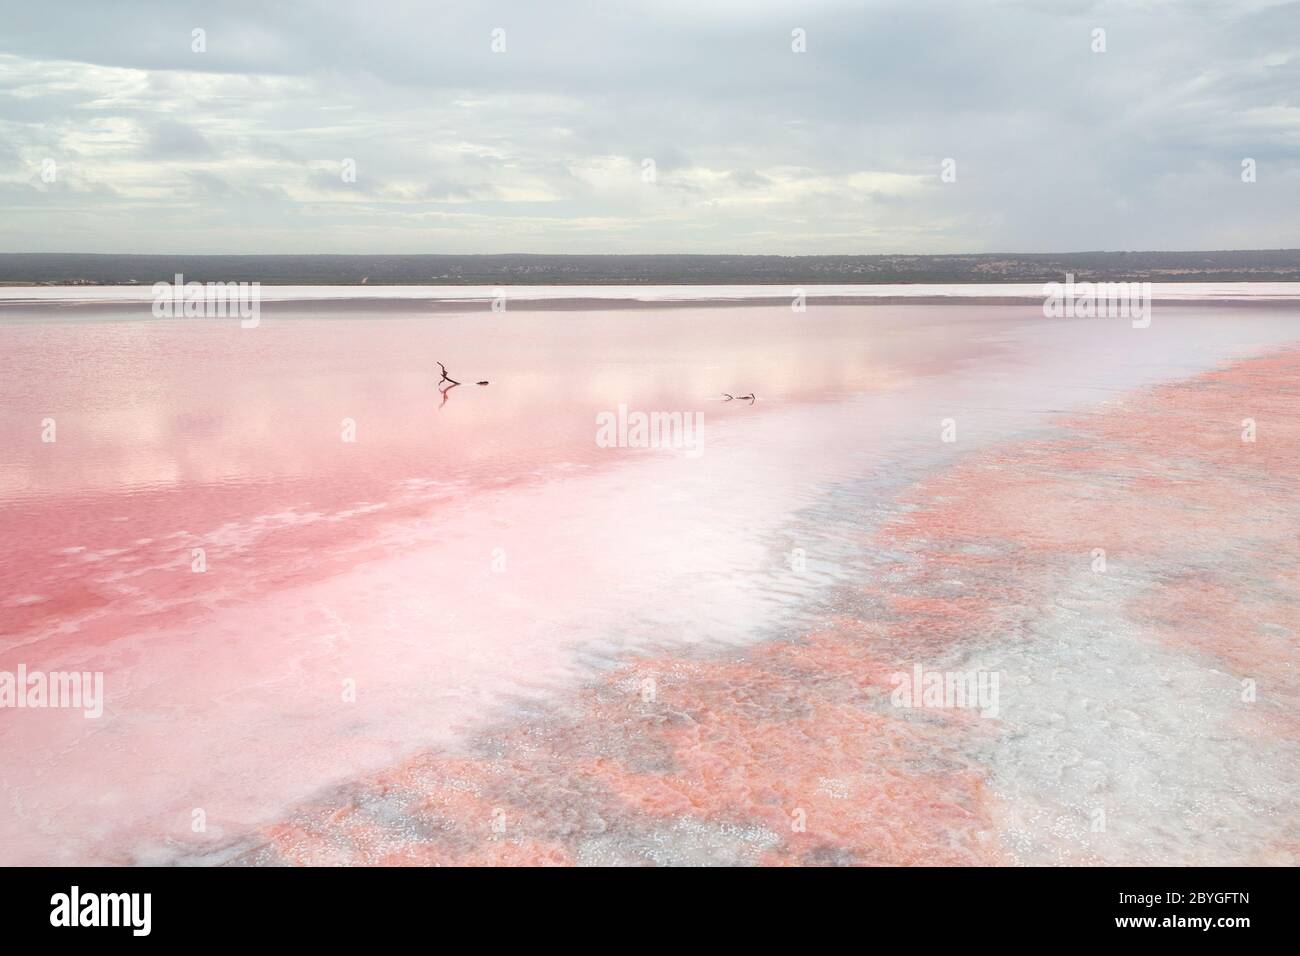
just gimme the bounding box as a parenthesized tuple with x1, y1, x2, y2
(0, 0, 1296, 253)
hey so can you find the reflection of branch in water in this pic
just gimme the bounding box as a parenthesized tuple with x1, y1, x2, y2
(722, 392, 756, 405)
(437, 362, 491, 409)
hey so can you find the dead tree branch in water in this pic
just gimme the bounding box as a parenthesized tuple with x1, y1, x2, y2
(437, 362, 491, 408)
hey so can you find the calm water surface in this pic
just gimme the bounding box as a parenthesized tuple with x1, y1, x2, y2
(1, 295, 1296, 863)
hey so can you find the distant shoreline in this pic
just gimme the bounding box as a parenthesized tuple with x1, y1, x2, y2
(3, 250, 1300, 287)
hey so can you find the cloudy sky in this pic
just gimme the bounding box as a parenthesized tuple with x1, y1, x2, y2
(1, 0, 1297, 254)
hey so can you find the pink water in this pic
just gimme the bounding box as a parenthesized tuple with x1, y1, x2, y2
(1, 295, 1297, 865)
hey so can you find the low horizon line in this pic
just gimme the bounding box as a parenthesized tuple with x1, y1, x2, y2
(4, 248, 1300, 259)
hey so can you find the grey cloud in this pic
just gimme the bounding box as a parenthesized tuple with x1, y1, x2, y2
(146, 119, 212, 157)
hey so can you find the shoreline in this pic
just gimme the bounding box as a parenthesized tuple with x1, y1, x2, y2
(3, 281, 1300, 314)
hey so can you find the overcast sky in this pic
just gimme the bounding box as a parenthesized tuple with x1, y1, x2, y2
(1, 0, 1297, 254)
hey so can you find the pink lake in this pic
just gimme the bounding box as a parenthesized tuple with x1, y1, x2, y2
(1, 288, 1297, 865)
